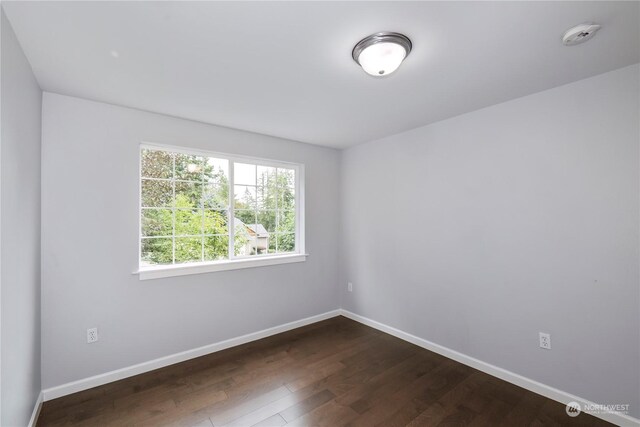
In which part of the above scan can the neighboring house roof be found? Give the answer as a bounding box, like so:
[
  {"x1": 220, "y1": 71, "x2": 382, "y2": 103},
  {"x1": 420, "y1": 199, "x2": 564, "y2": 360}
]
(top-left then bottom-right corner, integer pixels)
[
  {"x1": 234, "y1": 218, "x2": 269, "y2": 237},
  {"x1": 247, "y1": 224, "x2": 268, "y2": 237}
]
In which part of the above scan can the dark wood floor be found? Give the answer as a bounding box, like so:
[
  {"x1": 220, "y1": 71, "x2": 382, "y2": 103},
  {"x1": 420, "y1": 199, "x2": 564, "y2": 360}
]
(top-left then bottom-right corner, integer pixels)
[{"x1": 37, "y1": 316, "x2": 611, "y2": 426}]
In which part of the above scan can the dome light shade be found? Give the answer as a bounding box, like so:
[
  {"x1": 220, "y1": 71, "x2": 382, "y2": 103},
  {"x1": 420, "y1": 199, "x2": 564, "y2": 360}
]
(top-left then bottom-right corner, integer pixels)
[{"x1": 352, "y1": 32, "x2": 412, "y2": 77}]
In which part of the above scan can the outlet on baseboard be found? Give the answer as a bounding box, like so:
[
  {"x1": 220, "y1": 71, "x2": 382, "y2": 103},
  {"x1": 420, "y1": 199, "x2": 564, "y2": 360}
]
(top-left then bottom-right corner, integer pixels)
[
  {"x1": 87, "y1": 327, "x2": 98, "y2": 343},
  {"x1": 539, "y1": 332, "x2": 551, "y2": 350},
  {"x1": 348, "y1": 282, "x2": 353, "y2": 292}
]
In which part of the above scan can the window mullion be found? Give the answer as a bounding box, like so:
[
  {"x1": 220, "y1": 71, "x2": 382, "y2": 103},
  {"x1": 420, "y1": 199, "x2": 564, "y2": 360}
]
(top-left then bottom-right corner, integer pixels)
[
  {"x1": 253, "y1": 164, "x2": 258, "y2": 255},
  {"x1": 172, "y1": 154, "x2": 176, "y2": 264},
  {"x1": 275, "y1": 168, "x2": 279, "y2": 253},
  {"x1": 294, "y1": 166, "x2": 298, "y2": 253},
  {"x1": 229, "y1": 161, "x2": 235, "y2": 259},
  {"x1": 201, "y1": 162, "x2": 205, "y2": 262}
]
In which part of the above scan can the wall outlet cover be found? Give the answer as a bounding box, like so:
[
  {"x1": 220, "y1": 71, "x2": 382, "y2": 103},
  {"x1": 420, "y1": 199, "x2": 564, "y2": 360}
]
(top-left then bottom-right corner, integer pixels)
[
  {"x1": 539, "y1": 332, "x2": 551, "y2": 350},
  {"x1": 87, "y1": 327, "x2": 98, "y2": 343}
]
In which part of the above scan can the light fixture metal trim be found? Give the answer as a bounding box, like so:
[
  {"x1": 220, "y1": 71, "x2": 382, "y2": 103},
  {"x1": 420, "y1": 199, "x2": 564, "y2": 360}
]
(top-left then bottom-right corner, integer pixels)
[{"x1": 352, "y1": 32, "x2": 412, "y2": 65}]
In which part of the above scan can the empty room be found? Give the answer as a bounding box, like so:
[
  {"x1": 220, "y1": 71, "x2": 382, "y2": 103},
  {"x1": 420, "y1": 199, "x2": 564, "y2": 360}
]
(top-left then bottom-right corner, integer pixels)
[{"x1": 1, "y1": 1, "x2": 639, "y2": 426}]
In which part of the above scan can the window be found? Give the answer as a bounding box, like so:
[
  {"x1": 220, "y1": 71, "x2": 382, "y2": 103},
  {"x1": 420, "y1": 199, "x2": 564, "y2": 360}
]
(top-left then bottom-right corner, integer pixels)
[{"x1": 138, "y1": 144, "x2": 305, "y2": 279}]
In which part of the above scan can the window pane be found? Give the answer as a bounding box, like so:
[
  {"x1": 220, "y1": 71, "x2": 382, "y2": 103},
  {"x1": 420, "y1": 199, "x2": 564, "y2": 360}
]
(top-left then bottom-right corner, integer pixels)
[
  {"x1": 204, "y1": 235, "x2": 229, "y2": 261},
  {"x1": 257, "y1": 184, "x2": 278, "y2": 210},
  {"x1": 244, "y1": 222, "x2": 269, "y2": 256},
  {"x1": 268, "y1": 235, "x2": 277, "y2": 254},
  {"x1": 141, "y1": 237, "x2": 173, "y2": 265},
  {"x1": 204, "y1": 157, "x2": 228, "y2": 186},
  {"x1": 175, "y1": 153, "x2": 204, "y2": 181},
  {"x1": 141, "y1": 208, "x2": 172, "y2": 237},
  {"x1": 257, "y1": 210, "x2": 276, "y2": 232},
  {"x1": 175, "y1": 209, "x2": 203, "y2": 236},
  {"x1": 277, "y1": 210, "x2": 295, "y2": 233},
  {"x1": 234, "y1": 163, "x2": 256, "y2": 185},
  {"x1": 257, "y1": 166, "x2": 276, "y2": 187},
  {"x1": 256, "y1": 235, "x2": 269, "y2": 255},
  {"x1": 175, "y1": 237, "x2": 202, "y2": 263},
  {"x1": 277, "y1": 189, "x2": 295, "y2": 210},
  {"x1": 277, "y1": 169, "x2": 295, "y2": 210},
  {"x1": 276, "y1": 233, "x2": 295, "y2": 253},
  {"x1": 142, "y1": 179, "x2": 173, "y2": 207},
  {"x1": 278, "y1": 168, "x2": 295, "y2": 189},
  {"x1": 234, "y1": 224, "x2": 257, "y2": 256},
  {"x1": 203, "y1": 184, "x2": 228, "y2": 209},
  {"x1": 141, "y1": 149, "x2": 173, "y2": 179},
  {"x1": 175, "y1": 181, "x2": 203, "y2": 208},
  {"x1": 204, "y1": 210, "x2": 228, "y2": 235},
  {"x1": 234, "y1": 185, "x2": 256, "y2": 209},
  {"x1": 234, "y1": 210, "x2": 256, "y2": 227}
]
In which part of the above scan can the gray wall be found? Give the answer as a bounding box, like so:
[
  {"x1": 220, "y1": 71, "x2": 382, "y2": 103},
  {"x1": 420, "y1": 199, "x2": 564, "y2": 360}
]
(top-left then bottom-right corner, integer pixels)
[
  {"x1": 340, "y1": 64, "x2": 640, "y2": 417},
  {"x1": 40, "y1": 93, "x2": 340, "y2": 389},
  {"x1": 1, "y1": 8, "x2": 42, "y2": 427},
  {"x1": 23, "y1": 36, "x2": 640, "y2": 420}
]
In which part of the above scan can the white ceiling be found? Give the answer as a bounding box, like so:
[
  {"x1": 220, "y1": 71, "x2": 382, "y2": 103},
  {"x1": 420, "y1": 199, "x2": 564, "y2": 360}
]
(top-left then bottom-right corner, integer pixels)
[{"x1": 3, "y1": 1, "x2": 639, "y2": 149}]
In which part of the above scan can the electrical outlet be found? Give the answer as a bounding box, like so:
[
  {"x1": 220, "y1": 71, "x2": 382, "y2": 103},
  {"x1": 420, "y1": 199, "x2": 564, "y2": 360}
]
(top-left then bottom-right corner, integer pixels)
[
  {"x1": 87, "y1": 327, "x2": 98, "y2": 343},
  {"x1": 348, "y1": 282, "x2": 353, "y2": 292},
  {"x1": 539, "y1": 332, "x2": 551, "y2": 350}
]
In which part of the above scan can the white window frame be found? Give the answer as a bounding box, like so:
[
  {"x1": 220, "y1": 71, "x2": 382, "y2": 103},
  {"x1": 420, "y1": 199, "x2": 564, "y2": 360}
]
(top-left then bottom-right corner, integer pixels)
[{"x1": 135, "y1": 142, "x2": 306, "y2": 280}]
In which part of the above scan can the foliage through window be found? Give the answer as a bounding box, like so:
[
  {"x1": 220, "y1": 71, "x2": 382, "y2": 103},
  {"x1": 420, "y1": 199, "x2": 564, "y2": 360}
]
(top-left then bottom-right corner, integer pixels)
[{"x1": 140, "y1": 145, "x2": 300, "y2": 268}]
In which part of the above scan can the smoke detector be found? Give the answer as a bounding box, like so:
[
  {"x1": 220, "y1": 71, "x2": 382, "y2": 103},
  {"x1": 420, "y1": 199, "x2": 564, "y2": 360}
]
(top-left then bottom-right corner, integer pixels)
[{"x1": 562, "y1": 23, "x2": 601, "y2": 46}]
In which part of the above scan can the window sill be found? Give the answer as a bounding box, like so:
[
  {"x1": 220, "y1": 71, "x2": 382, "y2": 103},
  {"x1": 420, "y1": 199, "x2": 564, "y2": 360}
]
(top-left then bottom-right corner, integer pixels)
[{"x1": 134, "y1": 253, "x2": 308, "y2": 280}]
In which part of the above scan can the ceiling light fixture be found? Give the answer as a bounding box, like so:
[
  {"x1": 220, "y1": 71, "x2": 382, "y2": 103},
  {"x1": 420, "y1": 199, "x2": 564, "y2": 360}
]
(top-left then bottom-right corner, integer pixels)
[{"x1": 352, "y1": 32, "x2": 412, "y2": 77}]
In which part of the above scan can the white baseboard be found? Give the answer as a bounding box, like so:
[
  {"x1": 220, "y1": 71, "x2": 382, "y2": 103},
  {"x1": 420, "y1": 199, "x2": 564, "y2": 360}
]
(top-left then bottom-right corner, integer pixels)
[
  {"x1": 27, "y1": 391, "x2": 43, "y2": 427},
  {"x1": 42, "y1": 310, "x2": 341, "y2": 401},
  {"x1": 339, "y1": 309, "x2": 639, "y2": 427}
]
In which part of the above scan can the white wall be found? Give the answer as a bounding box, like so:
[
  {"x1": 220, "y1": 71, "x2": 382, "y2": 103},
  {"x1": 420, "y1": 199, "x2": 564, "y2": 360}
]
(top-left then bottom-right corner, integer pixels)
[
  {"x1": 41, "y1": 93, "x2": 340, "y2": 389},
  {"x1": 1, "y1": 8, "x2": 42, "y2": 427},
  {"x1": 340, "y1": 64, "x2": 640, "y2": 418}
]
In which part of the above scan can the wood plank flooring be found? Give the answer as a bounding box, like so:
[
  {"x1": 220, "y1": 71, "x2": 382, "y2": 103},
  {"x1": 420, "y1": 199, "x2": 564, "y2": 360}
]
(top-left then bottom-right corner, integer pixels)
[{"x1": 36, "y1": 316, "x2": 611, "y2": 426}]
